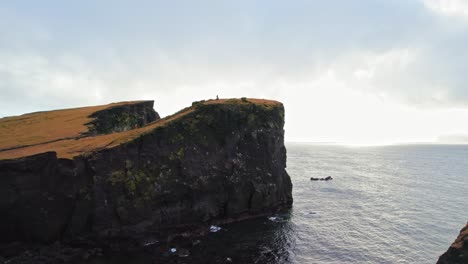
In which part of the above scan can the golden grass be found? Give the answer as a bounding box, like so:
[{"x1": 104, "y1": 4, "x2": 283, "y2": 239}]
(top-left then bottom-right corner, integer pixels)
[
  {"x1": 0, "y1": 98, "x2": 281, "y2": 160},
  {"x1": 0, "y1": 101, "x2": 148, "y2": 151}
]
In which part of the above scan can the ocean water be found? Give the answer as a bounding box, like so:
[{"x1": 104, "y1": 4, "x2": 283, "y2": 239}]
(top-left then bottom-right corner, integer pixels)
[
  {"x1": 86, "y1": 143, "x2": 468, "y2": 263},
  {"x1": 285, "y1": 143, "x2": 468, "y2": 263}
]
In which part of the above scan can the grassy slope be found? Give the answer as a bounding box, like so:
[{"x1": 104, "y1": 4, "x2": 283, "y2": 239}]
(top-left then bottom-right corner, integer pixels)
[
  {"x1": 0, "y1": 101, "x2": 149, "y2": 152},
  {"x1": 0, "y1": 99, "x2": 280, "y2": 160}
]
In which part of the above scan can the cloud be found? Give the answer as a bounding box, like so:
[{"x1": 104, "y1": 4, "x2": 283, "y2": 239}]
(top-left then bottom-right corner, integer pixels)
[
  {"x1": 287, "y1": 45, "x2": 468, "y2": 109},
  {"x1": 0, "y1": 52, "x2": 109, "y2": 116},
  {"x1": 423, "y1": 0, "x2": 468, "y2": 18}
]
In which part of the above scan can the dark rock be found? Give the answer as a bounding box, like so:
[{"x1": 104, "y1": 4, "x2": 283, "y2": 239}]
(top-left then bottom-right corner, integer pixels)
[
  {"x1": 0, "y1": 152, "x2": 93, "y2": 243},
  {"x1": 85, "y1": 101, "x2": 160, "y2": 135},
  {"x1": 90, "y1": 100, "x2": 293, "y2": 236},
  {"x1": 0, "y1": 98, "x2": 293, "y2": 245},
  {"x1": 177, "y1": 248, "x2": 190, "y2": 257},
  {"x1": 438, "y1": 223, "x2": 468, "y2": 264},
  {"x1": 310, "y1": 176, "x2": 333, "y2": 181}
]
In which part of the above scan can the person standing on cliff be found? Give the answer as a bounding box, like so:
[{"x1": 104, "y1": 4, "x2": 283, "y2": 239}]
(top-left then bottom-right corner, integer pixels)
[{"x1": 216, "y1": 95, "x2": 219, "y2": 100}]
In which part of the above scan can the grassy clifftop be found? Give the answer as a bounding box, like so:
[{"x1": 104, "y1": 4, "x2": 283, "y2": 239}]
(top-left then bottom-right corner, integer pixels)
[
  {"x1": 0, "y1": 98, "x2": 282, "y2": 160},
  {"x1": 0, "y1": 101, "x2": 152, "y2": 151}
]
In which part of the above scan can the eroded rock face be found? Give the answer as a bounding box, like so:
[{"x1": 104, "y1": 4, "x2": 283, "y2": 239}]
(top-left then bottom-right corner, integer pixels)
[
  {"x1": 438, "y1": 223, "x2": 468, "y2": 264},
  {"x1": 0, "y1": 99, "x2": 293, "y2": 243},
  {"x1": 85, "y1": 101, "x2": 160, "y2": 135},
  {"x1": 0, "y1": 152, "x2": 93, "y2": 242}
]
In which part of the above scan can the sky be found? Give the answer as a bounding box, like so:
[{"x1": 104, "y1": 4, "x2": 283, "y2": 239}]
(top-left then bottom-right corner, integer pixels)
[{"x1": 1, "y1": 0, "x2": 468, "y2": 144}]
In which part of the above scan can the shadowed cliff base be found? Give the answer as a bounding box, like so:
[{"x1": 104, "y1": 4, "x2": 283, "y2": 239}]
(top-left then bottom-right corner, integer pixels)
[{"x1": 0, "y1": 97, "x2": 293, "y2": 258}]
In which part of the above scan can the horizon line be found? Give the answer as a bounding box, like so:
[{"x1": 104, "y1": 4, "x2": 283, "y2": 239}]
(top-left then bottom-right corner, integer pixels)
[{"x1": 284, "y1": 141, "x2": 468, "y2": 146}]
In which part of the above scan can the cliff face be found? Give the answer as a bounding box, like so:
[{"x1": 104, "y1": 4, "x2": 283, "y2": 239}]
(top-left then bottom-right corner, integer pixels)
[
  {"x1": 0, "y1": 152, "x2": 93, "y2": 242},
  {"x1": 85, "y1": 101, "x2": 160, "y2": 135},
  {"x1": 438, "y1": 223, "x2": 468, "y2": 264},
  {"x1": 0, "y1": 99, "x2": 293, "y2": 243}
]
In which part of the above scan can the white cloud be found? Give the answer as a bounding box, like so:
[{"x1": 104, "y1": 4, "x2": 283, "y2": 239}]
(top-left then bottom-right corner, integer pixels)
[
  {"x1": 278, "y1": 47, "x2": 468, "y2": 144},
  {"x1": 311, "y1": 46, "x2": 468, "y2": 108},
  {"x1": 423, "y1": 0, "x2": 468, "y2": 18},
  {"x1": 281, "y1": 68, "x2": 468, "y2": 144},
  {"x1": 0, "y1": 52, "x2": 106, "y2": 110}
]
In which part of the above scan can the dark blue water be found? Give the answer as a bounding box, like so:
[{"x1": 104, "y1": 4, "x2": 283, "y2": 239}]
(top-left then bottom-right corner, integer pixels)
[{"x1": 84, "y1": 144, "x2": 468, "y2": 263}]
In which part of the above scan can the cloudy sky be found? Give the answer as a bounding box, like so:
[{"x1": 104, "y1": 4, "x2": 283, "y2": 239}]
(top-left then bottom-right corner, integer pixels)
[{"x1": 1, "y1": 0, "x2": 468, "y2": 144}]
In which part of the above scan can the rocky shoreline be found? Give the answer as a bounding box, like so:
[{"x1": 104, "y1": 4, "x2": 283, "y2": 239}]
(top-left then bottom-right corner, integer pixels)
[{"x1": 1, "y1": 209, "x2": 292, "y2": 264}]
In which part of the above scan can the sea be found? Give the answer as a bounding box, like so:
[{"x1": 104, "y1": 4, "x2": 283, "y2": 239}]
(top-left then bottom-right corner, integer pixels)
[{"x1": 88, "y1": 143, "x2": 468, "y2": 263}]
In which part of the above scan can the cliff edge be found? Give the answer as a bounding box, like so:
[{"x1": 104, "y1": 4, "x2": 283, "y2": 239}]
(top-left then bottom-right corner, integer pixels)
[
  {"x1": 0, "y1": 98, "x2": 293, "y2": 243},
  {"x1": 438, "y1": 223, "x2": 468, "y2": 264}
]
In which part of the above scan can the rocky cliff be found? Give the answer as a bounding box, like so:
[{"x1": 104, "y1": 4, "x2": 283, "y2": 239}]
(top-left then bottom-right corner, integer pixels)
[
  {"x1": 0, "y1": 98, "x2": 293, "y2": 244},
  {"x1": 85, "y1": 101, "x2": 159, "y2": 135},
  {"x1": 437, "y1": 223, "x2": 468, "y2": 264}
]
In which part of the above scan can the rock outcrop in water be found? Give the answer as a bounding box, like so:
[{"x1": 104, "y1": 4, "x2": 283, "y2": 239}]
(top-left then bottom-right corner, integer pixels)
[
  {"x1": 0, "y1": 98, "x2": 293, "y2": 244},
  {"x1": 437, "y1": 223, "x2": 468, "y2": 264},
  {"x1": 310, "y1": 176, "x2": 333, "y2": 181}
]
